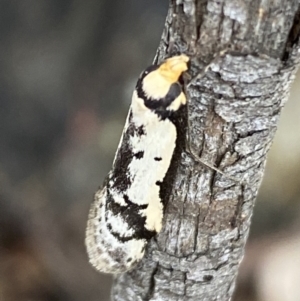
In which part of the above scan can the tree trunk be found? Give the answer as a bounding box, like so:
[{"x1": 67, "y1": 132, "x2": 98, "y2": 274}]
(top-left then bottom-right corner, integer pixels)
[{"x1": 111, "y1": 0, "x2": 300, "y2": 300}]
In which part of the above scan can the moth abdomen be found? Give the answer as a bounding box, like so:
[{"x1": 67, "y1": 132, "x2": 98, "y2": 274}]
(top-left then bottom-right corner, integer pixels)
[{"x1": 86, "y1": 188, "x2": 148, "y2": 273}]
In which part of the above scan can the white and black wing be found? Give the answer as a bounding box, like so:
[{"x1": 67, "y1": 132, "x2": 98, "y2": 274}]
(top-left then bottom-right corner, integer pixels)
[{"x1": 85, "y1": 55, "x2": 189, "y2": 274}]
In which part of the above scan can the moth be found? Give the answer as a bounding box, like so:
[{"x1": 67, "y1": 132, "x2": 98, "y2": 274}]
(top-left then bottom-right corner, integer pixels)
[{"x1": 85, "y1": 55, "x2": 190, "y2": 274}]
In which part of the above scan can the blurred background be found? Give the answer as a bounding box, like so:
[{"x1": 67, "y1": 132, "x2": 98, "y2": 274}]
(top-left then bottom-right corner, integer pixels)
[{"x1": 0, "y1": 1, "x2": 299, "y2": 301}]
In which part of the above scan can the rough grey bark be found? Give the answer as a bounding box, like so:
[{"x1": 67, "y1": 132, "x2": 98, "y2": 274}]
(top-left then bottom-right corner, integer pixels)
[{"x1": 112, "y1": 0, "x2": 300, "y2": 300}]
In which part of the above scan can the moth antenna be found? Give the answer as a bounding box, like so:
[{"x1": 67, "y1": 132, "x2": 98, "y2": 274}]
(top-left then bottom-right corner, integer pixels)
[
  {"x1": 187, "y1": 48, "x2": 230, "y2": 89},
  {"x1": 183, "y1": 50, "x2": 244, "y2": 185}
]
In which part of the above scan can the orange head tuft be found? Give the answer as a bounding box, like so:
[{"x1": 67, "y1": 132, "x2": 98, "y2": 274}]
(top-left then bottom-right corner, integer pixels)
[{"x1": 158, "y1": 55, "x2": 189, "y2": 83}]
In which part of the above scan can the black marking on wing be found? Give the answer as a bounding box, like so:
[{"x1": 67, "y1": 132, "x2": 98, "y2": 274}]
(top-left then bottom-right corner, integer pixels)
[
  {"x1": 106, "y1": 192, "x2": 156, "y2": 241},
  {"x1": 123, "y1": 194, "x2": 148, "y2": 210},
  {"x1": 134, "y1": 151, "x2": 144, "y2": 159},
  {"x1": 136, "y1": 125, "x2": 145, "y2": 136},
  {"x1": 164, "y1": 83, "x2": 182, "y2": 106},
  {"x1": 136, "y1": 82, "x2": 183, "y2": 120},
  {"x1": 159, "y1": 105, "x2": 187, "y2": 207},
  {"x1": 127, "y1": 110, "x2": 146, "y2": 137},
  {"x1": 154, "y1": 157, "x2": 162, "y2": 161},
  {"x1": 110, "y1": 143, "x2": 132, "y2": 192},
  {"x1": 110, "y1": 111, "x2": 146, "y2": 192}
]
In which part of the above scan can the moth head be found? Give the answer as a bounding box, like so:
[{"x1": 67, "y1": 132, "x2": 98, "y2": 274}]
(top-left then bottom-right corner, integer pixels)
[
  {"x1": 139, "y1": 54, "x2": 189, "y2": 100},
  {"x1": 133, "y1": 54, "x2": 190, "y2": 118},
  {"x1": 157, "y1": 54, "x2": 189, "y2": 83}
]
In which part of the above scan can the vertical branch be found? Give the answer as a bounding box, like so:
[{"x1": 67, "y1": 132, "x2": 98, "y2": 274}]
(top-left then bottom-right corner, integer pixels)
[{"x1": 112, "y1": 0, "x2": 300, "y2": 300}]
